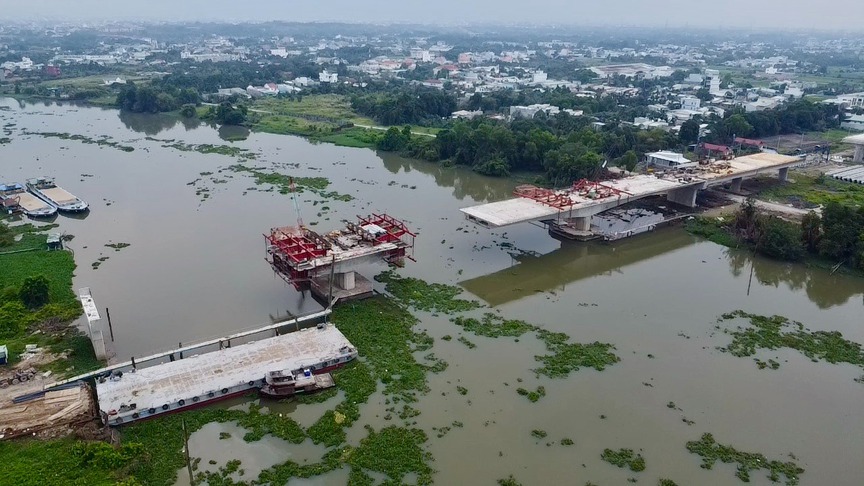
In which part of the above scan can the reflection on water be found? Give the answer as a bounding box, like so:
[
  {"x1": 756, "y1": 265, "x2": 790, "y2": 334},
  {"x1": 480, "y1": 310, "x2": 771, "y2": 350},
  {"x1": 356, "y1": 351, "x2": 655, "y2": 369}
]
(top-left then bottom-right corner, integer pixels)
[
  {"x1": 118, "y1": 110, "x2": 201, "y2": 136},
  {"x1": 462, "y1": 230, "x2": 694, "y2": 306},
  {"x1": 463, "y1": 229, "x2": 864, "y2": 309},
  {"x1": 378, "y1": 151, "x2": 515, "y2": 203},
  {"x1": 726, "y1": 249, "x2": 864, "y2": 309},
  {"x1": 218, "y1": 125, "x2": 250, "y2": 142}
]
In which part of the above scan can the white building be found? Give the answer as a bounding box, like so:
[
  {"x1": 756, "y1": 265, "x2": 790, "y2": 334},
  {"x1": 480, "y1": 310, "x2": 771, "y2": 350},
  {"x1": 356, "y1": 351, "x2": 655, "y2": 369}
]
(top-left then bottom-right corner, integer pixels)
[
  {"x1": 451, "y1": 110, "x2": 483, "y2": 119},
  {"x1": 532, "y1": 71, "x2": 548, "y2": 84},
  {"x1": 509, "y1": 104, "x2": 560, "y2": 119},
  {"x1": 681, "y1": 97, "x2": 701, "y2": 111},
  {"x1": 319, "y1": 70, "x2": 338, "y2": 83},
  {"x1": 835, "y1": 92, "x2": 864, "y2": 109},
  {"x1": 646, "y1": 151, "x2": 696, "y2": 169}
]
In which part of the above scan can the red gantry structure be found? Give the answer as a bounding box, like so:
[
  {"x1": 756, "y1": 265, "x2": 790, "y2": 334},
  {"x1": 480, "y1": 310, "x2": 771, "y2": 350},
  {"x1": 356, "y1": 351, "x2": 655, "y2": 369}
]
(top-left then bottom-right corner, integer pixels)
[{"x1": 265, "y1": 213, "x2": 416, "y2": 303}]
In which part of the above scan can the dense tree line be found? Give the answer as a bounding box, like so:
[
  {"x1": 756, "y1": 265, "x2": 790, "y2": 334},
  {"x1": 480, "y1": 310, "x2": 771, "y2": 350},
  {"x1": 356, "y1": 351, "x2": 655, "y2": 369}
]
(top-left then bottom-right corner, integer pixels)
[
  {"x1": 116, "y1": 83, "x2": 200, "y2": 113},
  {"x1": 707, "y1": 100, "x2": 842, "y2": 143},
  {"x1": 351, "y1": 88, "x2": 457, "y2": 125},
  {"x1": 729, "y1": 199, "x2": 864, "y2": 270},
  {"x1": 378, "y1": 113, "x2": 676, "y2": 182}
]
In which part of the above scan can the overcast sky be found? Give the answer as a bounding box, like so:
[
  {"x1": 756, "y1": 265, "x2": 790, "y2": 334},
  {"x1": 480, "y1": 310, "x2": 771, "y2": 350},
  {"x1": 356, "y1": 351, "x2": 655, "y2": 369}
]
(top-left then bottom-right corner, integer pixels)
[{"x1": 2, "y1": 0, "x2": 863, "y2": 30}]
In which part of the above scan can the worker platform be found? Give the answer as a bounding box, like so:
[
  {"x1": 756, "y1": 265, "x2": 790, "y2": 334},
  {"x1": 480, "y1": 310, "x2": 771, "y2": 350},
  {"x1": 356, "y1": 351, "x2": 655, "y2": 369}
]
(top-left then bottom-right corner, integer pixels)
[
  {"x1": 461, "y1": 153, "x2": 800, "y2": 230},
  {"x1": 265, "y1": 213, "x2": 415, "y2": 302}
]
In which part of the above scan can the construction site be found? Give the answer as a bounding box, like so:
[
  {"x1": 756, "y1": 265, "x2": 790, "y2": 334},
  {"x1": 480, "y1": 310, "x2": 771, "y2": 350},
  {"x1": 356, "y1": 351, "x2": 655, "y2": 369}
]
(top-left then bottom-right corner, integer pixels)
[
  {"x1": 462, "y1": 152, "x2": 801, "y2": 240},
  {"x1": 265, "y1": 213, "x2": 416, "y2": 304}
]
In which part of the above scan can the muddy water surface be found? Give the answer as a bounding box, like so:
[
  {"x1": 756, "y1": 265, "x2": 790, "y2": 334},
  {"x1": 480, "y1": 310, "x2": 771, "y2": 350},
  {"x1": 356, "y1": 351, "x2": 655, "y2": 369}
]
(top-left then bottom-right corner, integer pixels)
[{"x1": 2, "y1": 98, "x2": 863, "y2": 485}]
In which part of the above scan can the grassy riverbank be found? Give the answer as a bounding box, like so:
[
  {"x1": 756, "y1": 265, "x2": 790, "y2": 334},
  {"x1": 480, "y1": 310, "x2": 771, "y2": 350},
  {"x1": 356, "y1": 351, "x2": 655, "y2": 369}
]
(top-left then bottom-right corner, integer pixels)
[{"x1": 0, "y1": 221, "x2": 97, "y2": 373}]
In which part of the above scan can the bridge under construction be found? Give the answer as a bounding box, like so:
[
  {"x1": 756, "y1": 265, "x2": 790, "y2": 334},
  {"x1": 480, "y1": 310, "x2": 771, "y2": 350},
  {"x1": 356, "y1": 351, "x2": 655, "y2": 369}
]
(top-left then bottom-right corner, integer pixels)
[{"x1": 461, "y1": 152, "x2": 800, "y2": 239}]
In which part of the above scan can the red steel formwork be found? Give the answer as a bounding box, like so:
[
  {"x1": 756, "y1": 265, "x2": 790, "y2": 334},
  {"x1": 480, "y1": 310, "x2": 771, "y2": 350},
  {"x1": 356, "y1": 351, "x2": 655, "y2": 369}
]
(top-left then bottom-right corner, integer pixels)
[
  {"x1": 513, "y1": 185, "x2": 574, "y2": 210},
  {"x1": 570, "y1": 179, "x2": 629, "y2": 199},
  {"x1": 265, "y1": 214, "x2": 416, "y2": 288}
]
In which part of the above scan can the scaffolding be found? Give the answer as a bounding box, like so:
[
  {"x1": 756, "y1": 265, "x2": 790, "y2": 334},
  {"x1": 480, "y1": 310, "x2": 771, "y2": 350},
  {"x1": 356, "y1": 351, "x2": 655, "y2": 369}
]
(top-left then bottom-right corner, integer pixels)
[{"x1": 265, "y1": 214, "x2": 415, "y2": 289}]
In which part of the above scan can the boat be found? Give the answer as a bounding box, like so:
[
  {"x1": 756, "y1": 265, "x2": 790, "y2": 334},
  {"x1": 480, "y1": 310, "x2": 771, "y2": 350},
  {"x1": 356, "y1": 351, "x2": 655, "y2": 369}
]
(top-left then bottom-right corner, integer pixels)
[
  {"x1": 259, "y1": 369, "x2": 336, "y2": 399},
  {"x1": 26, "y1": 176, "x2": 88, "y2": 213},
  {"x1": 0, "y1": 182, "x2": 57, "y2": 218}
]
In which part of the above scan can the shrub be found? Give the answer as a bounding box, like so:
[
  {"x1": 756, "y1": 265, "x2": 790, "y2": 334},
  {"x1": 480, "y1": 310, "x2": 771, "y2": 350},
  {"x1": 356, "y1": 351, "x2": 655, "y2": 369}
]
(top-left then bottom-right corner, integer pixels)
[{"x1": 19, "y1": 275, "x2": 50, "y2": 309}]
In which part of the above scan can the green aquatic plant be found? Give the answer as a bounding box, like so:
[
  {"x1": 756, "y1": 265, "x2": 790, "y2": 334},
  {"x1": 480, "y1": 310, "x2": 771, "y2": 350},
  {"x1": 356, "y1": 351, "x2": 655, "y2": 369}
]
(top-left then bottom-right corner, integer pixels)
[
  {"x1": 718, "y1": 311, "x2": 864, "y2": 373},
  {"x1": 375, "y1": 270, "x2": 482, "y2": 314},
  {"x1": 601, "y1": 448, "x2": 646, "y2": 472},
  {"x1": 686, "y1": 433, "x2": 804, "y2": 485},
  {"x1": 452, "y1": 313, "x2": 534, "y2": 338}
]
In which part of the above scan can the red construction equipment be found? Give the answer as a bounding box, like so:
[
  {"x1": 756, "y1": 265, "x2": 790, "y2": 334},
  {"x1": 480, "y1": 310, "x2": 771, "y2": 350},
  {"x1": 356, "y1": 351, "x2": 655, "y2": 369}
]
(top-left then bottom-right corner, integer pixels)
[
  {"x1": 571, "y1": 179, "x2": 629, "y2": 199},
  {"x1": 264, "y1": 213, "x2": 415, "y2": 289},
  {"x1": 513, "y1": 185, "x2": 574, "y2": 209}
]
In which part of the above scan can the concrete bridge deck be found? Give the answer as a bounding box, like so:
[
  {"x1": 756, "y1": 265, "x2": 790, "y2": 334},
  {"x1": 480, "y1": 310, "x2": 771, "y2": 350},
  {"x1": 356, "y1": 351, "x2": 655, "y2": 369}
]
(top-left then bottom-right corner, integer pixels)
[{"x1": 461, "y1": 153, "x2": 800, "y2": 229}]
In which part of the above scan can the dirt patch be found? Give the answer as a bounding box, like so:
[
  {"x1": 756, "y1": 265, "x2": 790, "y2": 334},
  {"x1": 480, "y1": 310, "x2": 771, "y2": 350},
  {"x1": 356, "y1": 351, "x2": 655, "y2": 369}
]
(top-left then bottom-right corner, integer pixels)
[{"x1": 0, "y1": 348, "x2": 98, "y2": 441}]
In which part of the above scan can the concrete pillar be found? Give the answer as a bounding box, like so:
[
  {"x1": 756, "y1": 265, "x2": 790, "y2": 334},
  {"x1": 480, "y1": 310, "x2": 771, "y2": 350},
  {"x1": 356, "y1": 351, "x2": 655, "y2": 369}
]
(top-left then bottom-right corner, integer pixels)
[
  {"x1": 778, "y1": 167, "x2": 789, "y2": 182},
  {"x1": 729, "y1": 177, "x2": 743, "y2": 193},
  {"x1": 571, "y1": 216, "x2": 592, "y2": 232},
  {"x1": 335, "y1": 271, "x2": 356, "y2": 290},
  {"x1": 666, "y1": 186, "x2": 699, "y2": 208},
  {"x1": 854, "y1": 145, "x2": 864, "y2": 163}
]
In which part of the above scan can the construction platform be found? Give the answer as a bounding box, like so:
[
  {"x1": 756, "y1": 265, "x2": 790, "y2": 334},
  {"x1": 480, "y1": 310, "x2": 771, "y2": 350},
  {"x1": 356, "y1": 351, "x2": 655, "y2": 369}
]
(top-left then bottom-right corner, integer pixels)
[
  {"x1": 95, "y1": 323, "x2": 357, "y2": 425},
  {"x1": 265, "y1": 213, "x2": 415, "y2": 294},
  {"x1": 461, "y1": 152, "x2": 800, "y2": 229}
]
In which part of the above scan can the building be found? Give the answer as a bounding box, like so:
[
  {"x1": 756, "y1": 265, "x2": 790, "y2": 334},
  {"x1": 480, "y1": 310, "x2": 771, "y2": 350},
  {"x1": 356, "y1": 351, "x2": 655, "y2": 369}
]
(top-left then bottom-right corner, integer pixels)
[
  {"x1": 319, "y1": 70, "x2": 338, "y2": 83},
  {"x1": 681, "y1": 97, "x2": 701, "y2": 111},
  {"x1": 835, "y1": 92, "x2": 864, "y2": 109},
  {"x1": 841, "y1": 113, "x2": 864, "y2": 132},
  {"x1": 0, "y1": 344, "x2": 7, "y2": 365},
  {"x1": 451, "y1": 110, "x2": 483, "y2": 119},
  {"x1": 509, "y1": 104, "x2": 560, "y2": 119},
  {"x1": 646, "y1": 151, "x2": 696, "y2": 169}
]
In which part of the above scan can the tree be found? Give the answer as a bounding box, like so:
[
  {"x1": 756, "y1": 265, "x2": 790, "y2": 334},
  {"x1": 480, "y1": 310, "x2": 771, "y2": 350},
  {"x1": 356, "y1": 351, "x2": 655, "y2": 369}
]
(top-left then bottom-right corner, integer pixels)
[
  {"x1": 679, "y1": 119, "x2": 700, "y2": 145},
  {"x1": 758, "y1": 217, "x2": 805, "y2": 261},
  {"x1": 179, "y1": 104, "x2": 197, "y2": 118},
  {"x1": 819, "y1": 202, "x2": 864, "y2": 265},
  {"x1": 695, "y1": 88, "x2": 712, "y2": 102},
  {"x1": 19, "y1": 275, "x2": 50, "y2": 309},
  {"x1": 377, "y1": 127, "x2": 410, "y2": 152},
  {"x1": 616, "y1": 150, "x2": 639, "y2": 172},
  {"x1": 800, "y1": 211, "x2": 822, "y2": 253},
  {"x1": 0, "y1": 301, "x2": 28, "y2": 338}
]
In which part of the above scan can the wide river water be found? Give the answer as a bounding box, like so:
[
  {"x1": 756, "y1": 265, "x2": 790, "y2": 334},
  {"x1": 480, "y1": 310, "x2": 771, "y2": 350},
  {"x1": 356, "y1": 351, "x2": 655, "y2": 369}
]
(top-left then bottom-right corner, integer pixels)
[{"x1": 1, "y1": 98, "x2": 863, "y2": 486}]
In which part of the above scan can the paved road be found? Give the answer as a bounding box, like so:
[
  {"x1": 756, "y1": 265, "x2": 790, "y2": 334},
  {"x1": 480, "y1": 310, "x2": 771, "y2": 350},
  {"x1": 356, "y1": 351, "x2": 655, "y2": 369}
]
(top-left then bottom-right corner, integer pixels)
[{"x1": 724, "y1": 193, "x2": 817, "y2": 217}]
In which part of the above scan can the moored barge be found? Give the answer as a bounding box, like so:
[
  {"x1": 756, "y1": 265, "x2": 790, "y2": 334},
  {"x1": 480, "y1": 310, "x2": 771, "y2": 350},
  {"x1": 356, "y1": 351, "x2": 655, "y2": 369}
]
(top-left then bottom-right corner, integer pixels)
[
  {"x1": 0, "y1": 182, "x2": 57, "y2": 217},
  {"x1": 26, "y1": 176, "x2": 88, "y2": 213},
  {"x1": 95, "y1": 323, "x2": 357, "y2": 426}
]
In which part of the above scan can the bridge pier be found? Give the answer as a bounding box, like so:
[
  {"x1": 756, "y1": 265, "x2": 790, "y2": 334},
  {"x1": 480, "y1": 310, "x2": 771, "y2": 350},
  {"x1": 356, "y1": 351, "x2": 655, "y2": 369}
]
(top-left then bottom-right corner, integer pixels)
[
  {"x1": 854, "y1": 145, "x2": 864, "y2": 163},
  {"x1": 666, "y1": 186, "x2": 699, "y2": 208},
  {"x1": 335, "y1": 271, "x2": 356, "y2": 290},
  {"x1": 729, "y1": 177, "x2": 743, "y2": 193},
  {"x1": 778, "y1": 167, "x2": 789, "y2": 182},
  {"x1": 572, "y1": 216, "x2": 592, "y2": 232}
]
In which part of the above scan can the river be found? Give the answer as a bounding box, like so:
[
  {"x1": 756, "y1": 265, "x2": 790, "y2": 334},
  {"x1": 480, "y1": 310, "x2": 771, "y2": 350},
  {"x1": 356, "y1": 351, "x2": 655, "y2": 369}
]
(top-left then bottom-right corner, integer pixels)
[{"x1": 1, "y1": 98, "x2": 863, "y2": 485}]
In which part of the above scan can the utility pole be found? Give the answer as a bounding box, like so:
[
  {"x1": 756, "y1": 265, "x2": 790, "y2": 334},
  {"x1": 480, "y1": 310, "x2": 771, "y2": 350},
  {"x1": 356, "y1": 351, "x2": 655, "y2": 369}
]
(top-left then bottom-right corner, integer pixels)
[{"x1": 182, "y1": 418, "x2": 193, "y2": 484}]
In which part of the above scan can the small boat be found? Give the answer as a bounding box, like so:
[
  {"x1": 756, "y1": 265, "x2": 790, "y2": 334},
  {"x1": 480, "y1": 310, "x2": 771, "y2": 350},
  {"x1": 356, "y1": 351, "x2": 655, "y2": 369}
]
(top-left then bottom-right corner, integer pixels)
[
  {"x1": 0, "y1": 182, "x2": 57, "y2": 218},
  {"x1": 26, "y1": 176, "x2": 88, "y2": 213},
  {"x1": 259, "y1": 368, "x2": 336, "y2": 399}
]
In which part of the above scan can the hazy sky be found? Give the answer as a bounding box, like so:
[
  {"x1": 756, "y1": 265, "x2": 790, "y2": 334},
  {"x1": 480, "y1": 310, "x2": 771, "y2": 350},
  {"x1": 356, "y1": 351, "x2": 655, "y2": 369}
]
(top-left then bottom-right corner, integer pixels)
[{"x1": 2, "y1": 0, "x2": 863, "y2": 30}]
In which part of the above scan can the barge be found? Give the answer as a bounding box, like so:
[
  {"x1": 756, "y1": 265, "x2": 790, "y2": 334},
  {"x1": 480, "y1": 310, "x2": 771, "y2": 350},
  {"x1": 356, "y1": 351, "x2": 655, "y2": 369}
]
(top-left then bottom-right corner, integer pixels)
[
  {"x1": 26, "y1": 176, "x2": 88, "y2": 213},
  {"x1": 95, "y1": 323, "x2": 357, "y2": 426},
  {"x1": 0, "y1": 182, "x2": 57, "y2": 217}
]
